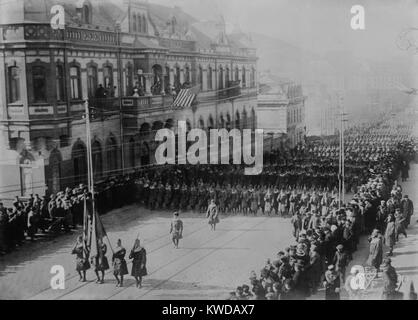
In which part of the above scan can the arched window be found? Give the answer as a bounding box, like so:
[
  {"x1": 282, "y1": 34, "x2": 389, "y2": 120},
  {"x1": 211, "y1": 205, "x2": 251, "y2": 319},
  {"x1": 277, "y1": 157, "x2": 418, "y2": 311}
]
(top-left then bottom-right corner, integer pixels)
[
  {"x1": 129, "y1": 137, "x2": 135, "y2": 169},
  {"x1": 132, "y1": 14, "x2": 137, "y2": 32},
  {"x1": 92, "y1": 140, "x2": 102, "y2": 179},
  {"x1": 139, "y1": 122, "x2": 151, "y2": 139},
  {"x1": 235, "y1": 110, "x2": 240, "y2": 129},
  {"x1": 225, "y1": 67, "x2": 230, "y2": 87},
  {"x1": 164, "y1": 66, "x2": 170, "y2": 94},
  {"x1": 56, "y1": 64, "x2": 65, "y2": 101},
  {"x1": 235, "y1": 67, "x2": 239, "y2": 82},
  {"x1": 142, "y1": 15, "x2": 147, "y2": 33},
  {"x1": 184, "y1": 65, "x2": 190, "y2": 84},
  {"x1": 198, "y1": 66, "x2": 203, "y2": 90},
  {"x1": 219, "y1": 114, "x2": 225, "y2": 128},
  {"x1": 106, "y1": 137, "x2": 118, "y2": 173},
  {"x1": 251, "y1": 67, "x2": 256, "y2": 87},
  {"x1": 207, "y1": 66, "x2": 213, "y2": 90},
  {"x1": 49, "y1": 149, "x2": 62, "y2": 194},
  {"x1": 8, "y1": 66, "x2": 20, "y2": 103},
  {"x1": 175, "y1": 66, "x2": 181, "y2": 89},
  {"x1": 218, "y1": 67, "x2": 224, "y2": 90},
  {"x1": 32, "y1": 66, "x2": 47, "y2": 102},
  {"x1": 242, "y1": 109, "x2": 247, "y2": 128},
  {"x1": 208, "y1": 115, "x2": 214, "y2": 130},
  {"x1": 72, "y1": 142, "x2": 87, "y2": 185},
  {"x1": 69, "y1": 65, "x2": 81, "y2": 100},
  {"x1": 198, "y1": 117, "x2": 205, "y2": 129},
  {"x1": 125, "y1": 64, "x2": 133, "y2": 96},
  {"x1": 83, "y1": 5, "x2": 90, "y2": 24},
  {"x1": 87, "y1": 65, "x2": 98, "y2": 98},
  {"x1": 103, "y1": 65, "x2": 113, "y2": 89},
  {"x1": 242, "y1": 67, "x2": 246, "y2": 88},
  {"x1": 226, "y1": 113, "x2": 231, "y2": 130},
  {"x1": 137, "y1": 15, "x2": 142, "y2": 33}
]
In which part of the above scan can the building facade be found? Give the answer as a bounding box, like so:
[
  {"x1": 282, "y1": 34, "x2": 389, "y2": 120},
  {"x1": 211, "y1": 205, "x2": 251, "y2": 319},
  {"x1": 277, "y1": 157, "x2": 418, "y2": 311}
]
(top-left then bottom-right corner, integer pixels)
[
  {"x1": 0, "y1": 0, "x2": 258, "y2": 197},
  {"x1": 257, "y1": 77, "x2": 305, "y2": 152}
]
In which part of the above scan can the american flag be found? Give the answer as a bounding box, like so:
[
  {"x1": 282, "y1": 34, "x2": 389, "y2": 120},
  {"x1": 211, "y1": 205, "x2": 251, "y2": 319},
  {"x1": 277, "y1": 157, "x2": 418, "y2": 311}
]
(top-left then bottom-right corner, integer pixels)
[{"x1": 172, "y1": 85, "x2": 200, "y2": 109}]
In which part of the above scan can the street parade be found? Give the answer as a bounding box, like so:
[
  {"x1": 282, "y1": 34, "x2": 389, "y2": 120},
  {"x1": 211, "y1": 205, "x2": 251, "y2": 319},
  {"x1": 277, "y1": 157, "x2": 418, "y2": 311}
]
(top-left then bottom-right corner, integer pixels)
[
  {"x1": 1, "y1": 0, "x2": 418, "y2": 306},
  {"x1": 0, "y1": 107, "x2": 417, "y2": 300}
]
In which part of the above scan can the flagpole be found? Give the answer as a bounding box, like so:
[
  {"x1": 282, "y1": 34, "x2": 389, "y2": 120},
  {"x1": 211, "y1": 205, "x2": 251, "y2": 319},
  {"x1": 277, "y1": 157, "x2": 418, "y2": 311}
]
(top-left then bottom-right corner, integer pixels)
[{"x1": 85, "y1": 100, "x2": 96, "y2": 250}]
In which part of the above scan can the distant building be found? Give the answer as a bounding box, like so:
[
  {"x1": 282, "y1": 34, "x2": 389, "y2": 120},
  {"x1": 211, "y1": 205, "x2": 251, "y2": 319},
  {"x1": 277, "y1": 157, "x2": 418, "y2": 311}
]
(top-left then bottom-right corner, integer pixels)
[
  {"x1": 257, "y1": 74, "x2": 306, "y2": 150},
  {"x1": 0, "y1": 0, "x2": 258, "y2": 197}
]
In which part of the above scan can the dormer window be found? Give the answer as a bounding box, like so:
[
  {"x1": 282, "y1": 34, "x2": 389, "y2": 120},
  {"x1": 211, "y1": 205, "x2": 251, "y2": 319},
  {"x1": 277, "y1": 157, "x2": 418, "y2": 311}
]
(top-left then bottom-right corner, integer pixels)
[
  {"x1": 76, "y1": 1, "x2": 92, "y2": 25},
  {"x1": 83, "y1": 5, "x2": 90, "y2": 24}
]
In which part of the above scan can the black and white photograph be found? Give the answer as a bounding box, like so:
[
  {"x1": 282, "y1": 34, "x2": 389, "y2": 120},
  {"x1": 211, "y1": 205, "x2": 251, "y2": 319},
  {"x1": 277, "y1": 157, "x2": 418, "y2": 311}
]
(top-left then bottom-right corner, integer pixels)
[{"x1": 0, "y1": 0, "x2": 417, "y2": 305}]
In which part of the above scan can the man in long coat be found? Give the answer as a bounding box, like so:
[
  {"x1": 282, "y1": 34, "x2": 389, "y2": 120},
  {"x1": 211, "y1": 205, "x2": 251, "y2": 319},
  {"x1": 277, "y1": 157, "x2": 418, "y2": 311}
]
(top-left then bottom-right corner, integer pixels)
[
  {"x1": 367, "y1": 229, "x2": 383, "y2": 273},
  {"x1": 384, "y1": 214, "x2": 396, "y2": 256}
]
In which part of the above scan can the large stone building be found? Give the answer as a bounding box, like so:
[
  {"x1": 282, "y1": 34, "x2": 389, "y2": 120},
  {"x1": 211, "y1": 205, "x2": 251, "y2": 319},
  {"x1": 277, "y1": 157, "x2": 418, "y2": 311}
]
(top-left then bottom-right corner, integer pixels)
[{"x1": 0, "y1": 0, "x2": 258, "y2": 198}]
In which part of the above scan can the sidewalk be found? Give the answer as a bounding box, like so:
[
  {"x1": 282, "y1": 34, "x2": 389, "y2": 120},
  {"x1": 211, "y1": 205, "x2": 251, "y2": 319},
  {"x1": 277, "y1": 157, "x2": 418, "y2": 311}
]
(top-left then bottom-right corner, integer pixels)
[
  {"x1": 311, "y1": 165, "x2": 418, "y2": 300},
  {"x1": 342, "y1": 165, "x2": 418, "y2": 300}
]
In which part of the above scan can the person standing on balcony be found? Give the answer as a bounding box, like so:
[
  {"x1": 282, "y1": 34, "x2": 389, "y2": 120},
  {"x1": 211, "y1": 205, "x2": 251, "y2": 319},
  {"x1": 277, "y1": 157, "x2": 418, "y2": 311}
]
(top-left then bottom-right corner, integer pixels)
[{"x1": 95, "y1": 84, "x2": 106, "y2": 99}]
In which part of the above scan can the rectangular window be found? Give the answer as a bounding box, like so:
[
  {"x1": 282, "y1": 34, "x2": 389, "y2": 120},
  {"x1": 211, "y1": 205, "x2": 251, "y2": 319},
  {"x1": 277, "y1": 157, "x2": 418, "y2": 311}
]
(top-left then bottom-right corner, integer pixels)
[
  {"x1": 207, "y1": 68, "x2": 213, "y2": 90},
  {"x1": 70, "y1": 66, "x2": 81, "y2": 100},
  {"x1": 103, "y1": 66, "x2": 113, "y2": 89},
  {"x1": 32, "y1": 66, "x2": 47, "y2": 102},
  {"x1": 87, "y1": 66, "x2": 97, "y2": 98},
  {"x1": 56, "y1": 65, "x2": 65, "y2": 101},
  {"x1": 125, "y1": 66, "x2": 133, "y2": 96},
  {"x1": 8, "y1": 66, "x2": 20, "y2": 103}
]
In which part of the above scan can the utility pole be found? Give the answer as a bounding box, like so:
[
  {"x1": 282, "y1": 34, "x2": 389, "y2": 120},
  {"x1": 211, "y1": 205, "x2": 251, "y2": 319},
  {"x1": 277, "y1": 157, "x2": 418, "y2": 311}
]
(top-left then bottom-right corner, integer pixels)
[
  {"x1": 116, "y1": 23, "x2": 125, "y2": 175},
  {"x1": 338, "y1": 94, "x2": 348, "y2": 208}
]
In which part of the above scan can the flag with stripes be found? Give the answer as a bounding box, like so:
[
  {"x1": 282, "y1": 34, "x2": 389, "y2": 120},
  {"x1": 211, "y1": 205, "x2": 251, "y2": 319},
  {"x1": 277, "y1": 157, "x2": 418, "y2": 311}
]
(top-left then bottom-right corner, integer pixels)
[{"x1": 172, "y1": 85, "x2": 200, "y2": 109}]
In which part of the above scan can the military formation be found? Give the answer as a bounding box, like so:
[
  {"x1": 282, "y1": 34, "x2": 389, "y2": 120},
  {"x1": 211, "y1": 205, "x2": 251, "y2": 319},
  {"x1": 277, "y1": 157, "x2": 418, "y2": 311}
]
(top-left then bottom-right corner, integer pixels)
[{"x1": 227, "y1": 112, "x2": 417, "y2": 300}]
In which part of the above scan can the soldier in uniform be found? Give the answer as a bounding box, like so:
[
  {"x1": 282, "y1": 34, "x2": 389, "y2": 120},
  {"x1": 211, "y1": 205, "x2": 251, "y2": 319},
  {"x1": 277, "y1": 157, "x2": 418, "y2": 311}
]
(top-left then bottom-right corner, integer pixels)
[
  {"x1": 188, "y1": 184, "x2": 198, "y2": 211},
  {"x1": 170, "y1": 212, "x2": 183, "y2": 248},
  {"x1": 164, "y1": 183, "x2": 172, "y2": 210},
  {"x1": 206, "y1": 199, "x2": 220, "y2": 231},
  {"x1": 278, "y1": 189, "x2": 287, "y2": 217}
]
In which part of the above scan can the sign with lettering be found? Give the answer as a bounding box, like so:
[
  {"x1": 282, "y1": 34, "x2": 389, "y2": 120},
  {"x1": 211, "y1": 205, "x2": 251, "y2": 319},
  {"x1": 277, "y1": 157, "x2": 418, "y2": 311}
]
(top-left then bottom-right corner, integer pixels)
[
  {"x1": 8, "y1": 106, "x2": 24, "y2": 116},
  {"x1": 57, "y1": 105, "x2": 67, "y2": 113},
  {"x1": 29, "y1": 106, "x2": 54, "y2": 115}
]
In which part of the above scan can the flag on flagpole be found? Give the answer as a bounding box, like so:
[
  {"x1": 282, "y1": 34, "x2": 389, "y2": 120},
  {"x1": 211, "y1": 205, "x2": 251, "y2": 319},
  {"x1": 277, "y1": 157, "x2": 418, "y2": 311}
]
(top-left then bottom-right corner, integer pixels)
[
  {"x1": 172, "y1": 85, "x2": 200, "y2": 109},
  {"x1": 91, "y1": 209, "x2": 107, "y2": 261}
]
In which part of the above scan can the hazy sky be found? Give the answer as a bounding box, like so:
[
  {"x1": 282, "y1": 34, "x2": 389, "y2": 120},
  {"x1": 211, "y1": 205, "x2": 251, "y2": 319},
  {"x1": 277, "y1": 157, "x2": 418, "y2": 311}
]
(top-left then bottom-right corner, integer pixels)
[{"x1": 150, "y1": 0, "x2": 418, "y2": 61}]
